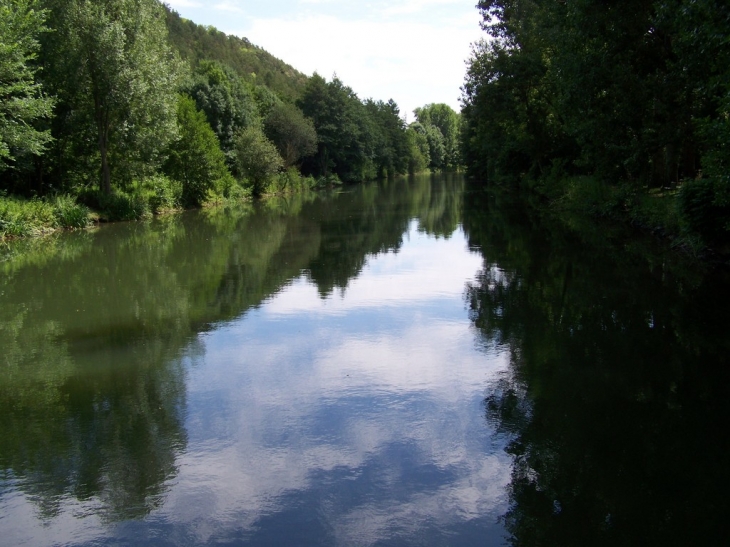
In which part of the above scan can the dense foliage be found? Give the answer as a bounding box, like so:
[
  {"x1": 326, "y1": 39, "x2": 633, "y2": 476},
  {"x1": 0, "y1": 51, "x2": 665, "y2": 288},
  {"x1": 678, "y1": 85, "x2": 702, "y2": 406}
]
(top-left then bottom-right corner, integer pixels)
[
  {"x1": 0, "y1": 0, "x2": 54, "y2": 171},
  {"x1": 461, "y1": 0, "x2": 730, "y2": 247},
  {"x1": 0, "y1": 0, "x2": 460, "y2": 237}
]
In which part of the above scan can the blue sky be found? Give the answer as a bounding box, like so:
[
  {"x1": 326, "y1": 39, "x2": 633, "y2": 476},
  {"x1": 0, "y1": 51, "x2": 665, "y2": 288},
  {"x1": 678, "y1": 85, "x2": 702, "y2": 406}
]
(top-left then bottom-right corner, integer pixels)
[{"x1": 165, "y1": 0, "x2": 484, "y2": 119}]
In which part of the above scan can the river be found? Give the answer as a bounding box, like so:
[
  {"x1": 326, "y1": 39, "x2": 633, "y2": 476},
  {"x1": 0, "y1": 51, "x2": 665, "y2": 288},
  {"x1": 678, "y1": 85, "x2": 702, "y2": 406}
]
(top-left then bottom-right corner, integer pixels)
[{"x1": 0, "y1": 174, "x2": 728, "y2": 546}]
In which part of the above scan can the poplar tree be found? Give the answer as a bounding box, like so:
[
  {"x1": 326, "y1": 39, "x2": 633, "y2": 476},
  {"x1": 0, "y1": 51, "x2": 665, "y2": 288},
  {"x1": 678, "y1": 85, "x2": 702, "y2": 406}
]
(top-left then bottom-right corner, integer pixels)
[{"x1": 50, "y1": 0, "x2": 183, "y2": 193}]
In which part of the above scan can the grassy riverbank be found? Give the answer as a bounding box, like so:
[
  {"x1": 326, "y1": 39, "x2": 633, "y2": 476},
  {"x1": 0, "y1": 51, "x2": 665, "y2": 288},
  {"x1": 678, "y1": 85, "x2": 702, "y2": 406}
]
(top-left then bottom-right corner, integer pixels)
[{"x1": 0, "y1": 169, "x2": 323, "y2": 241}]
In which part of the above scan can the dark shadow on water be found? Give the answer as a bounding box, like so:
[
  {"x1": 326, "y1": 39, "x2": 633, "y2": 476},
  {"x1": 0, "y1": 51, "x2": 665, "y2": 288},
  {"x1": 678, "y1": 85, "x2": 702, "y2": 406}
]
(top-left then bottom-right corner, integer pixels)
[{"x1": 463, "y1": 185, "x2": 730, "y2": 546}]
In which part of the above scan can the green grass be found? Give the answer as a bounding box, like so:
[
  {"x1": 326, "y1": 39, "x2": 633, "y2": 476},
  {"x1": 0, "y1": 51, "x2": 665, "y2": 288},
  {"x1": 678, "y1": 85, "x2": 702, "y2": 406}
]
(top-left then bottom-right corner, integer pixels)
[{"x1": 0, "y1": 194, "x2": 91, "y2": 239}]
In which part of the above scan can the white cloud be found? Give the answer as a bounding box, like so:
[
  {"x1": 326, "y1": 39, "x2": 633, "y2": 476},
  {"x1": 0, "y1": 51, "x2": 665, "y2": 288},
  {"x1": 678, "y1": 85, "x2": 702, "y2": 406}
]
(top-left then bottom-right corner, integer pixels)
[
  {"x1": 224, "y1": 10, "x2": 482, "y2": 116},
  {"x1": 166, "y1": 0, "x2": 202, "y2": 8},
  {"x1": 213, "y1": 1, "x2": 244, "y2": 13}
]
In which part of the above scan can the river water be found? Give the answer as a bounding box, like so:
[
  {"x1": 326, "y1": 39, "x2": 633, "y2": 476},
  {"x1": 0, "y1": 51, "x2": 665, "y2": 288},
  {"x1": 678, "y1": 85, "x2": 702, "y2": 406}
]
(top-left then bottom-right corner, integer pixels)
[{"x1": 0, "y1": 174, "x2": 728, "y2": 546}]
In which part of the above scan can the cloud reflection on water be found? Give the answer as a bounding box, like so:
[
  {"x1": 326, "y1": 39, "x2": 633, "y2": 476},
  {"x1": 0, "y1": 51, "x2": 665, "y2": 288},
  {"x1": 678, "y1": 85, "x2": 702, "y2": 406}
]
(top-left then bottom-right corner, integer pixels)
[{"x1": 159, "y1": 227, "x2": 510, "y2": 545}]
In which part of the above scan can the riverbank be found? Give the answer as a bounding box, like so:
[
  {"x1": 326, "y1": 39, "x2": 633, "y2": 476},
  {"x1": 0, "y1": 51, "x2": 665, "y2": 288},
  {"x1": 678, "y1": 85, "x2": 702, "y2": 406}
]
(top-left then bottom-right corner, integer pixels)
[
  {"x1": 0, "y1": 169, "x2": 329, "y2": 242},
  {"x1": 470, "y1": 176, "x2": 729, "y2": 267},
  {"x1": 532, "y1": 176, "x2": 729, "y2": 263}
]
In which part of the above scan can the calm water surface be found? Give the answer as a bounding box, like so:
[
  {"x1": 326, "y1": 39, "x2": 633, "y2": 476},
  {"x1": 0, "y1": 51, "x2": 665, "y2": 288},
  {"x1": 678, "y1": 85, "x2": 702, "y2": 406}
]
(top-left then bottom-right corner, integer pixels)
[{"x1": 1, "y1": 175, "x2": 728, "y2": 546}]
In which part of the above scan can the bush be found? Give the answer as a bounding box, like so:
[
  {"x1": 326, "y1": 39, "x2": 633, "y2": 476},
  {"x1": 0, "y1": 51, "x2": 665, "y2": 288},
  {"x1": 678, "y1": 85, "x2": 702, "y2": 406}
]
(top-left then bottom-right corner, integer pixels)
[
  {"x1": 130, "y1": 174, "x2": 182, "y2": 214},
  {"x1": 316, "y1": 173, "x2": 343, "y2": 188},
  {"x1": 261, "y1": 167, "x2": 317, "y2": 195},
  {"x1": 52, "y1": 195, "x2": 90, "y2": 229},
  {"x1": 93, "y1": 191, "x2": 151, "y2": 222}
]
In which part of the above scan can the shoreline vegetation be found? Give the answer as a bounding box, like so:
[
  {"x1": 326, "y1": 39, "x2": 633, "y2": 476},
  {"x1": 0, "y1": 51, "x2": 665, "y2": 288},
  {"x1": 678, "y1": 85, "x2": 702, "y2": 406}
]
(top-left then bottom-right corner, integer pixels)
[
  {"x1": 0, "y1": 0, "x2": 462, "y2": 241},
  {"x1": 461, "y1": 1, "x2": 730, "y2": 262}
]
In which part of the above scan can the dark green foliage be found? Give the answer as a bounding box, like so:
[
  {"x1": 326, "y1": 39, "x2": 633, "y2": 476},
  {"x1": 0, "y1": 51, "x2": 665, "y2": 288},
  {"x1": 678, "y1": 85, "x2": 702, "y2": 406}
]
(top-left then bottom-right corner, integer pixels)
[
  {"x1": 462, "y1": 0, "x2": 730, "y2": 245},
  {"x1": 164, "y1": 95, "x2": 233, "y2": 207},
  {"x1": 39, "y1": 0, "x2": 183, "y2": 194},
  {"x1": 264, "y1": 101, "x2": 318, "y2": 168},
  {"x1": 95, "y1": 191, "x2": 151, "y2": 222},
  {"x1": 406, "y1": 125, "x2": 430, "y2": 174},
  {"x1": 297, "y1": 73, "x2": 414, "y2": 183},
  {"x1": 185, "y1": 61, "x2": 260, "y2": 163},
  {"x1": 364, "y1": 99, "x2": 410, "y2": 178},
  {"x1": 678, "y1": 179, "x2": 730, "y2": 245},
  {"x1": 0, "y1": 0, "x2": 54, "y2": 173},
  {"x1": 233, "y1": 125, "x2": 284, "y2": 195}
]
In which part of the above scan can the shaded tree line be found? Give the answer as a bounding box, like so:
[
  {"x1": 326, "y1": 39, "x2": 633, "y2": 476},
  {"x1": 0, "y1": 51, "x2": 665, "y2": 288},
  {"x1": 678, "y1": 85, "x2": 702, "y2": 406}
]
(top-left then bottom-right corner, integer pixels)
[{"x1": 461, "y1": 0, "x2": 730, "y2": 247}]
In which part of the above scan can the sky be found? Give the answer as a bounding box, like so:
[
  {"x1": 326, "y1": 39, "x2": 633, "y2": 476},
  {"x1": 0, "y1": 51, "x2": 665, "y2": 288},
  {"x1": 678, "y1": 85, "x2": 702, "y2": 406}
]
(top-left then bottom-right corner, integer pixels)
[{"x1": 165, "y1": 0, "x2": 485, "y2": 120}]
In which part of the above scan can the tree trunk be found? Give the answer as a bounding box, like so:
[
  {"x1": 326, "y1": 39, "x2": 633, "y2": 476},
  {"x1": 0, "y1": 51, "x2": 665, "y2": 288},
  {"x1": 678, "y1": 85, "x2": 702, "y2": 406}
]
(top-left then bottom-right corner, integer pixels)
[{"x1": 98, "y1": 121, "x2": 111, "y2": 195}]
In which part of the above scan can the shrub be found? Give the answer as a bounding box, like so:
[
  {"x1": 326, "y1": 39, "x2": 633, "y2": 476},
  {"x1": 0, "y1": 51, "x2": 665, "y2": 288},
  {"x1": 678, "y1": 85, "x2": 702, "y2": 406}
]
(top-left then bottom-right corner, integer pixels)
[
  {"x1": 0, "y1": 196, "x2": 56, "y2": 238},
  {"x1": 52, "y1": 195, "x2": 90, "y2": 229},
  {"x1": 131, "y1": 174, "x2": 182, "y2": 214},
  {"x1": 97, "y1": 191, "x2": 151, "y2": 222}
]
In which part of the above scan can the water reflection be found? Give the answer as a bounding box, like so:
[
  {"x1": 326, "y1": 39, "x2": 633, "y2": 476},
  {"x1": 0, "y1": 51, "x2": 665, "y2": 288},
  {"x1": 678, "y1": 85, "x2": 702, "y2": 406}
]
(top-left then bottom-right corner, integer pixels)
[
  {"x1": 1, "y1": 174, "x2": 511, "y2": 545},
  {"x1": 463, "y1": 189, "x2": 730, "y2": 546}
]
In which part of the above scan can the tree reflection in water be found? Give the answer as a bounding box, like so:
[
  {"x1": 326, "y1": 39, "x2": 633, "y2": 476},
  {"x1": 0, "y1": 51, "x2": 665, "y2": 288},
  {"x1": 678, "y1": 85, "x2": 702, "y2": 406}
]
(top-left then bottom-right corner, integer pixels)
[
  {"x1": 0, "y1": 174, "x2": 466, "y2": 526},
  {"x1": 463, "y1": 188, "x2": 730, "y2": 546}
]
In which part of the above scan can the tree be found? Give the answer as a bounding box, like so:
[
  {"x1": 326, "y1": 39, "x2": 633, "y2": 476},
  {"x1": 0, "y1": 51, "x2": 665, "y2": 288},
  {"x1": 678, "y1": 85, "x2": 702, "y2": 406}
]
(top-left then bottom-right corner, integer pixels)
[
  {"x1": 233, "y1": 125, "x2": 283, "y2": 195},
  {"x1": 186, "y1": 60, "x2": 260, "y2": 164},
  {"x1": 50, "y1": 0, "x2": 184, "y2": 194},
  {"x1": 0, "y1": 0, "x2": 54, "y2": 172},
  {"x1": 364, "y1": 98, "x2": 410, "y2": 178},
  {"x1": 297, "y1": 73, "x2": 375, "y2": 182},
  {"x1": 414, "y1": 103, "x2": 461, "y2": 169},
  {"x1": 164, "y1": 95, "x2": 233, "y2": 207},
  {"x1": 406, "y1": 124, "x2": 430, "y2": 174},
  {"x1": 263, "y1": 102, "x2": 317, "y2": 168}
]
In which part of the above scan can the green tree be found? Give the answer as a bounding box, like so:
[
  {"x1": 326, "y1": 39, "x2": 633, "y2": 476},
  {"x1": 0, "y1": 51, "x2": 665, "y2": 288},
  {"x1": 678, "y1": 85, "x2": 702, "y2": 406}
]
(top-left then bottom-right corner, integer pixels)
[
  {"x1": 297, "y1": 73, "x2": 376, "y2": 182},
  {"x1": 364, "y1": 99, "x2": 409, "y2": 178},
  {"x1": 406, "y1": 124, "x2": 430, "y2": 174},
  {"x1": 414, "y1": 103, "x2": 461, "y2": 169},
  {"x1": 186, "y1": 60, "x2": 260, "y2": 164},
  {"x1": 50, "y1": 0, "x2": 184, "y2": 194},
  {"x1": 0, "y1": 0, "x2": 54, "y2": 173},
  {"x1": 164, "y1": 95, "x2": 234, "y2": 207},
  {"x1": 233, "y1": 125, "x2": 283, "y2": 195},
  {"x1": 263, "y1": 101, "x2": 317, "y2": 168}
]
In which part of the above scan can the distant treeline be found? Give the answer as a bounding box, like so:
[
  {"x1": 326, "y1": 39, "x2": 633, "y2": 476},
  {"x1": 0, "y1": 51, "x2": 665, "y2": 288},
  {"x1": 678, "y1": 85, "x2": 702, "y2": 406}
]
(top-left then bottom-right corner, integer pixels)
[
  {"x1": 461, "y1": 0, "x2": 730, "y2": 248},
  {"x1": 0, "y1": 0, "x2": 461, "y2": 235}
]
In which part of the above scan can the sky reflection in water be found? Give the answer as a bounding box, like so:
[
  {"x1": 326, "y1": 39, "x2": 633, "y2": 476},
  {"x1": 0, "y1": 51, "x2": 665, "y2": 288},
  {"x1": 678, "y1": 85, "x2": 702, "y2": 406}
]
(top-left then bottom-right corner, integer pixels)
[{"x1": 1, "y1": 213, "x2": 510, "y2": 546}]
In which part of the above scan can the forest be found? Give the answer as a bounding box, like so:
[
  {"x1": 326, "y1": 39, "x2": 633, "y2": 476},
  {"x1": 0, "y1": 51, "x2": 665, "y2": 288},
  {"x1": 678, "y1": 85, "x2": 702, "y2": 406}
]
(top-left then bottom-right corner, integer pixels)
[
  {"x1": 0, "y1": 0, "x2": 461, "y2": 238},
  {"x1": 461, "y1": 0, "x2": 730, "y2": 251}
]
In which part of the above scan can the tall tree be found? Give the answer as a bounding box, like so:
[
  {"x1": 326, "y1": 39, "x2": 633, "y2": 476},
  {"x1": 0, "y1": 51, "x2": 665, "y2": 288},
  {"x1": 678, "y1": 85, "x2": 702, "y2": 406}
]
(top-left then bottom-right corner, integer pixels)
[
  {"x1": 0, "y1": 0, "x2": 53, "y2": 173},
  {"x1": 164, "y1": 95, "x2": 233, "y2": 207},
  {"x1": 48, "y1": 0, "x2": 183, "y2": 194}
]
